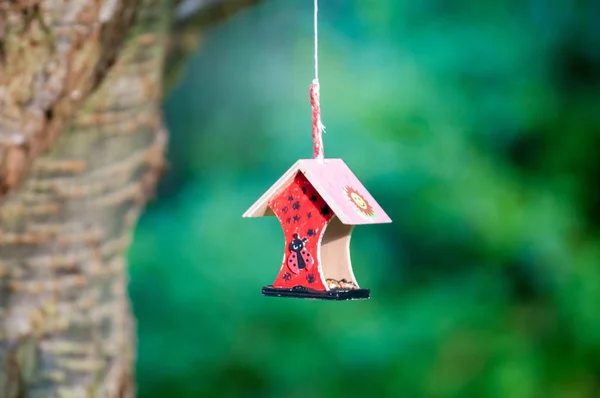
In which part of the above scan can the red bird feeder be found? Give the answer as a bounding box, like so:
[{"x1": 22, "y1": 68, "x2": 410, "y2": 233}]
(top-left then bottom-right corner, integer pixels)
[{"x1": 243, "y1": 159, "x2": 391, "y2": 300}]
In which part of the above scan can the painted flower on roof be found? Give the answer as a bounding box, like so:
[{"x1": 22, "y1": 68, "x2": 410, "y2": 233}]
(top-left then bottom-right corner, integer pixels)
[{"x1": 343, "y1": 186, "x2": 376, "y2": 219}]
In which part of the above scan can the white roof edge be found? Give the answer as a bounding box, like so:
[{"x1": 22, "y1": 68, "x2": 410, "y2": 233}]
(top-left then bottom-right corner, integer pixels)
[{"x1": 242, "y1": 160, "x2": 302, "y2": 218}]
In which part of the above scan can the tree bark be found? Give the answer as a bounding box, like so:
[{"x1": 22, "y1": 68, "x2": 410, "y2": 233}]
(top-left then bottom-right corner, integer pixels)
[
  {"x1": 0, "y1": 0, "x2": 256, "y2": 396},
  {"x1": 0, "y1": 1, "x2": 170, "y2": 396}
]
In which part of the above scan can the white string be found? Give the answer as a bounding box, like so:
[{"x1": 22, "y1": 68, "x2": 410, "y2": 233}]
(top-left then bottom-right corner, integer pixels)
[
  {"x1": 312, "y1": 0, "x2": 325, "y2": 135},
  {"x1": 314, "y1": 0, "x2": 319, "y2": 82},
  {"x1": 310, "y1": 0, "x2": 325, "y2": 162}
]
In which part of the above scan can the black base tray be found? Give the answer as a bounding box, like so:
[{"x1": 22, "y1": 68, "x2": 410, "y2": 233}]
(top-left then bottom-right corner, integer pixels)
[{"x1": 262, "y1": 286, "x2": 370, "y2": 301}]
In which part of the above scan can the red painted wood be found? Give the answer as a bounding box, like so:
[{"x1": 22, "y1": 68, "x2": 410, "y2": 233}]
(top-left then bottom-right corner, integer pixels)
[{"x1": 268, "y1": 172, "x2": 333, "y2": 290}]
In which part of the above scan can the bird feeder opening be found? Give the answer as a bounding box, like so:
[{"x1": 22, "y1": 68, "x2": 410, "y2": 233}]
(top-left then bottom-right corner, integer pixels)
[{"x1": 320, "y1": 215, "x2": 360, "y2": 290}]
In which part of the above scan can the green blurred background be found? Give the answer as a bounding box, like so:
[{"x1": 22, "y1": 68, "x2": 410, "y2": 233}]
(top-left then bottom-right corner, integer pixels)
[{"x1": 128, "y1": 0, "x2": 600, "y2": 396}]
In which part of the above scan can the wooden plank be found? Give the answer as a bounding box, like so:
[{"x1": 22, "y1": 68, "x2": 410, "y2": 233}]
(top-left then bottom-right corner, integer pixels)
[{"x1": 320, "y1": 216, "x2": 358, "y2": 288}]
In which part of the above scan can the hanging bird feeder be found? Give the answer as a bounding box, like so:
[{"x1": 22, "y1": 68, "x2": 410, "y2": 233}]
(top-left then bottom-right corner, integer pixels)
[
  {"x1": 243, "y1": 159, "x2": 391, "y2": 300},
  {"x1": 242, "y1": 0, "x2": 391, "y2": 300}
]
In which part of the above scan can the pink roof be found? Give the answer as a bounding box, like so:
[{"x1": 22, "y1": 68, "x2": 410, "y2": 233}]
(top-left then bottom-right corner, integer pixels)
[{"x1": 243, "y1": 159, "x2": 392, "y2": 225}]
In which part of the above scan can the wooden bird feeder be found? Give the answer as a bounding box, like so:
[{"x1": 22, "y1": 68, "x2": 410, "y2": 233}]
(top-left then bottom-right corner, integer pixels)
[{"x1": 243, "y1": 158, "x2": 392, "y2": 300}]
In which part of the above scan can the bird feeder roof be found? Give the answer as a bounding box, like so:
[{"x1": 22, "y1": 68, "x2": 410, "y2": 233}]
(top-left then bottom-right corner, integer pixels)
[{"x1": 243, "y1": 159, "x2": 392, "y2": 225}]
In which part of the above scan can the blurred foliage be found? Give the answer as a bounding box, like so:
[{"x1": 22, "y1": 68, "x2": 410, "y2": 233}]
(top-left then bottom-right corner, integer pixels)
[{"x1": 128, "y1": 0, "x2": 600, "y2": 396}]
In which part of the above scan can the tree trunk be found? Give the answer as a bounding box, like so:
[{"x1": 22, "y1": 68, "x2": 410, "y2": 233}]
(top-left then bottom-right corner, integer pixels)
[
  {"x1": 0, "y1": 0, "x2": 170, "y2": 396},
  {"x1": 0, "y1": 0, "x2": 255, "y2": 396}
]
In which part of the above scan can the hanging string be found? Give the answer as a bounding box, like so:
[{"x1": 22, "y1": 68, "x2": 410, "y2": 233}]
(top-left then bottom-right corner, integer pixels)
[
  {"x1": 310, "y1": 0, "x2": 325, "y2": 161},
  {"x1": 313, "y1": 0, "x2": 319, "y2": 81}
]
